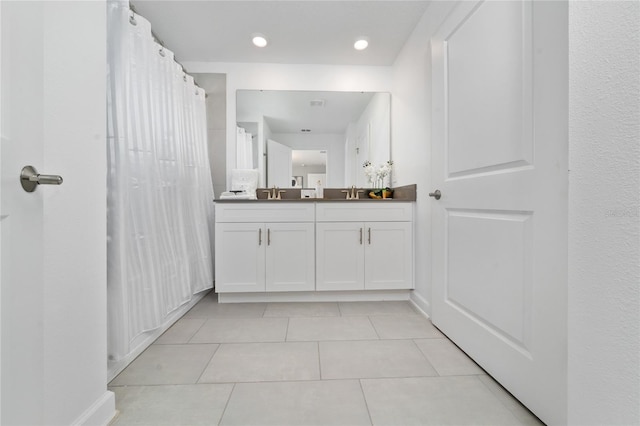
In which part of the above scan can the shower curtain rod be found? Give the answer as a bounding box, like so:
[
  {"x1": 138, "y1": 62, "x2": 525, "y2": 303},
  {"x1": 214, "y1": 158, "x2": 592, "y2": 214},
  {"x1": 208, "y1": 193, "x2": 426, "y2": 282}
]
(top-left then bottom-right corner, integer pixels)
[{"x1": 128, "y1": 4, "x2": 205, "y2": 94}]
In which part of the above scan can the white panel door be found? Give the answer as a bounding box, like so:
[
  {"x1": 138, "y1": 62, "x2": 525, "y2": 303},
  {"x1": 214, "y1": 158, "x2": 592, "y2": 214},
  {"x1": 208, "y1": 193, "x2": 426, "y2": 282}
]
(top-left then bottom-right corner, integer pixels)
[
  {"x1": 267, "y1": 139, "x2": 292, "y2": 188},
  {"x1": 316, "y1": 222, "x2": 365, "y2": 291},
  {"x1": 1, "y1": 1, "x2": 112, "y2": 424},
  {"x1": 266, "y1": 223, "x2": 315, "y2": 292},
  {"x1": 215, "y1": 223, "x2": 265, "y2": 292},
  {"x1": 431, "y1": 1, "x2": 568, "y2": 425},
  {"x1": 1, "y1": 4, "x2": 46, "y2": 422},
  {"x1": 364, "y1": 222, "x2": 412, "y2": 290}
]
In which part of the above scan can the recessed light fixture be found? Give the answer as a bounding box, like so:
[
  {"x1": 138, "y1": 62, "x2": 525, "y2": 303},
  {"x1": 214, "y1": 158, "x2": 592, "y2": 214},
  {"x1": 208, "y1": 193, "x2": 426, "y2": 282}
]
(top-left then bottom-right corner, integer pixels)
[
  {"x1": 252, "y1": 33, "x2": 268, "y2": 48},
  {"x1": 354, "y1": 37, "x2": 369, "y2": 51}
]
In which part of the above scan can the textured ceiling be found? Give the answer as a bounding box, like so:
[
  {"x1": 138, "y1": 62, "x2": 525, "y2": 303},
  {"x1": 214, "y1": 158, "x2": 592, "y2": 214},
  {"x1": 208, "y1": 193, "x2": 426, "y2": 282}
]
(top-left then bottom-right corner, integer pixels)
[{"x1": 130, "y1": 1, "x2": 430, "y2": 66}]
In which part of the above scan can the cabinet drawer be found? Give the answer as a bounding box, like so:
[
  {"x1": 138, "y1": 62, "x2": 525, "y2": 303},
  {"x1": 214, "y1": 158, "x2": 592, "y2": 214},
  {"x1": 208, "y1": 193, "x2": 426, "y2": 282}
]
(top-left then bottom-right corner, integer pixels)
[
  {"x1": 215, "y1": 202, "x2": 315, "y2": 223},
  {"x1": 316, "y1": 202, "x2": 413, "y2": 222}
]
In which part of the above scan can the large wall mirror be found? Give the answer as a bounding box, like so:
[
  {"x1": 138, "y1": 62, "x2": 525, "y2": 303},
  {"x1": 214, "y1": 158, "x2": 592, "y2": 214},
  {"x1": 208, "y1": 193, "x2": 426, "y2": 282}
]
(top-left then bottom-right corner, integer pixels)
[{"x1": 236, "y1": 90, "x2": 391, "y2": 188}]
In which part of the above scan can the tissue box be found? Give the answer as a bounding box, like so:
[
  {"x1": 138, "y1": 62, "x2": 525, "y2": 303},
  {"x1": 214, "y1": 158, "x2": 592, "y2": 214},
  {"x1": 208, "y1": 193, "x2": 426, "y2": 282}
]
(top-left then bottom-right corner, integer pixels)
[{"x1": 300, "y1": 189, "x2": 317, "y2": 199}]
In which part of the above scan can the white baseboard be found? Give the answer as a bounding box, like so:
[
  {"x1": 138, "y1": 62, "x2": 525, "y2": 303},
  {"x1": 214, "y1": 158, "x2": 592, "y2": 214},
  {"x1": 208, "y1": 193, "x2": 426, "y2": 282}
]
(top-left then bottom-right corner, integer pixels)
[
  {"x1": 218, "y1": 290, "x2": 411, "y2": 303},
  {"x1": 71, "y1": 390, "x2": 116, "y2": 426},
  {"x1": 107, "y1": 290, "x2": 209, "y2": 382},
  {"x1": 409, "y1": 290, "x2": 431, "y2": 319}
]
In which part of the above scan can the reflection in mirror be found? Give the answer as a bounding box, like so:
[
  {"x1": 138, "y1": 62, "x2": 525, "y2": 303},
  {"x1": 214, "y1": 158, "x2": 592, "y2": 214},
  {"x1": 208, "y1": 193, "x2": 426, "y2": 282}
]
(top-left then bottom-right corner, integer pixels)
[
  {"x1": 292, "y1": 150, "x2": 327, "y2": 189},
  {"x1": 236, "y1": 90, "x2": 390, "y2": 188}
]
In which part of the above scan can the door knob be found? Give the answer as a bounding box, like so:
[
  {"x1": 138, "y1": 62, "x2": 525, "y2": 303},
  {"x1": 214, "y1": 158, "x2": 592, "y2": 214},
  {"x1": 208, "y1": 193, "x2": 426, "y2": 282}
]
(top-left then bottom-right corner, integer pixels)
[
  {"x1": 428, "y1": 189, "x2": 441, "y2": 200},
  {"x1": 20, "y1": 165, "x2": 63, "y2": 193}
]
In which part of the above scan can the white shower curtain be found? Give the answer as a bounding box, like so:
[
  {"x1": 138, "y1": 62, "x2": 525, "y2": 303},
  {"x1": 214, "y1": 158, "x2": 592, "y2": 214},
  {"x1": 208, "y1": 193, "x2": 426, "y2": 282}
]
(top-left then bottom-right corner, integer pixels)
[
  {"x1": 106, "y1": 1, "x2": 214, "y2": 367},
  {"x1": 236, "y1": 126, "x2": 254, "y2": 169}
]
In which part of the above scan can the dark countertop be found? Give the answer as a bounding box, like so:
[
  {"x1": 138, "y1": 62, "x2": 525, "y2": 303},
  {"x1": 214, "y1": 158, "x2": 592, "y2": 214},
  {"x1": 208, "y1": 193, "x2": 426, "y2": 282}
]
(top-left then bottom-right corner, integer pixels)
[
  {"x1": 214, "y1": 198, "x2": 409, "y2": 203},
  {"x1": 215, "y1": 184, "x2": 417, "y2": 203}
]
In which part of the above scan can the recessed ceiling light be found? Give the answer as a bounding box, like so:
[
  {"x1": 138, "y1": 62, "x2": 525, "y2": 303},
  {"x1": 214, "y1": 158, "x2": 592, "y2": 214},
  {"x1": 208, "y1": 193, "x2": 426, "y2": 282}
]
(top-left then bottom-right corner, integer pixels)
[
  {"x1": 252, "y1": 33, "x2": 268, "y2": 48},
  {"x1": 354, "y1": 37, "x2": 369, "y2": 51}
]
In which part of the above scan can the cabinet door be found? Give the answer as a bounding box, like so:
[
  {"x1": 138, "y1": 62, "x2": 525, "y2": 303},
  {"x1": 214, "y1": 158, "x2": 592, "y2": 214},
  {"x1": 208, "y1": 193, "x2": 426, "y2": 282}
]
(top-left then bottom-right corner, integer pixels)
[
  {"x1": 364, "y1": 222, "x2": 413, "y2": 290},
  {"x1": 265, "y1": 223, "x2": 315, "y2": 292},
  {"x1": 316, "y1": 222, "x2": 365, "y2": 291},
  {"x1": 215, "y1": 223, "x2": 265, "y2": 293}
]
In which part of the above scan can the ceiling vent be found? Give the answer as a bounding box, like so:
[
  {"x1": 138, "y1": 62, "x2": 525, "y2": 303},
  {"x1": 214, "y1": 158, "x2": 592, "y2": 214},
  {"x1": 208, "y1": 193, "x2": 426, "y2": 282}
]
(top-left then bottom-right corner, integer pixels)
[{"x1": 309, "y1": 99, "x2": 325, "y2": 107}]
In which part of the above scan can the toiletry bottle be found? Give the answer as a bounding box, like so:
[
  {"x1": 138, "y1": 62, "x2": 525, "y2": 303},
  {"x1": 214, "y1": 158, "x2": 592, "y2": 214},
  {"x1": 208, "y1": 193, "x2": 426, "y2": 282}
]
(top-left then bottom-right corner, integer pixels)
[{"x1": 315, "y1": 180, "x2": 324, "y2": 199}]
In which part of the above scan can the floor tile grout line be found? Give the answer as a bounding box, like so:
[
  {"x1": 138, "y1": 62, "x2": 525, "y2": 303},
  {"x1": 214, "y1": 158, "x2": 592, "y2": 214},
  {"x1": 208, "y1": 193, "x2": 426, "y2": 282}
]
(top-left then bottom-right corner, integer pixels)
[
  {"x1": 284, "y1": 317, "x2": 291, "y2": 342},
  {"x1": 358, "y1": 379, "x2": 375, "y2": 426},
  {"x1": 109, "y1": 381, "x2": 249, "y2": 389},
  {"x1": 411, "y1": 338, "x2": 441, "y2": 377},
  {"x1": 180, "y1": 376, "x2": 449, "y2": 386},
  {"x1": 185, "y1": 318, "x2": 209, "y2": 344},
  {"x1": 289, "y1": 337, "x2": 420, "y2": 345},
  {"x1": 317, "y1": 341, "x2": 323, "y2": 380},
  {"x1": 110, "y1": 375, "x2": 464, "y2": 389},
  {"x1": 194, "y1": 343, "x2": 222, "y2": 384},
  {"x1": 217, "y1": 382, "x2": 237, "y2": 426},
  {"x1": 367, "y1": 315, "x2": 382, "y2": 340}
]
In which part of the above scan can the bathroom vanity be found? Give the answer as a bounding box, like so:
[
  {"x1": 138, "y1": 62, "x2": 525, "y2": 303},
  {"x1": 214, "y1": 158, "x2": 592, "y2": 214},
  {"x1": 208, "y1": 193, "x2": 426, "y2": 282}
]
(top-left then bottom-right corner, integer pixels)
[{"x1": 214, "y1": 186, "x2": 416, "y2": 303}]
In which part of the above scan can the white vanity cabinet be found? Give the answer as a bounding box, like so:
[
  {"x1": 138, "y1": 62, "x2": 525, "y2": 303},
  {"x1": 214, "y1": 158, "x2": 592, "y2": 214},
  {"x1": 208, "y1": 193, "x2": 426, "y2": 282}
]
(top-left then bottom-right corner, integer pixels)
[
  {"x1": 215, "y1": 203, "x2": 315, "y2": 293},
  {"x1": 215, "y1": 222, "x2": 265, "y2": 293},
  {"x1": 316, "y1": 203, "x2": 414, "y2": 291}
]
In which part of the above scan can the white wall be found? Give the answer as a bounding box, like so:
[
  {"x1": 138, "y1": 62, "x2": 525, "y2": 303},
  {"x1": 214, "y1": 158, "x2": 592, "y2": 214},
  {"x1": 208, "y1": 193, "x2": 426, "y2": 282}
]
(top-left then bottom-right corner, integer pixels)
[
  {"x1": 390, "y1": 1, "x2": 458, "y2": 314},
  {"x1": 183, "y1": 62, "x2": 393, "y2": 191},
  {"x1": 194, "y1": 73, "x2": 226, "y2": 198},
  {"x1": 272, "y1": 132, "x2": 344, "y2": 187},
  {"x1": 568, "y1": 1, "x2": 640, "y2": 424}
]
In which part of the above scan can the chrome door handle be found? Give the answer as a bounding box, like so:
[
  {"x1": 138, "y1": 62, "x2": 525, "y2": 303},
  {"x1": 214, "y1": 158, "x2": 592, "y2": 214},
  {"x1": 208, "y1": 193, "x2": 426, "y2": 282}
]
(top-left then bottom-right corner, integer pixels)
[
  {"x1": 359, "y1": 228, "x2": 363, "y2": 245},
  {"x1": 21, "y1": 165, "x2": 63, "y2": 193},
  {"x1": 428, "y1": 189, "x2": 441, "y2": 200}
]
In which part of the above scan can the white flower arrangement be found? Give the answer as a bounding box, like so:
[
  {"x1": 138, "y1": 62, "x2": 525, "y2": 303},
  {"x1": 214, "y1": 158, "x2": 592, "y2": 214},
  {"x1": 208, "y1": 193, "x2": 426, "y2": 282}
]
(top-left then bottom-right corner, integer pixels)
[{"x1": 363, "y1": 160, "x2": 393, "y2": 189}]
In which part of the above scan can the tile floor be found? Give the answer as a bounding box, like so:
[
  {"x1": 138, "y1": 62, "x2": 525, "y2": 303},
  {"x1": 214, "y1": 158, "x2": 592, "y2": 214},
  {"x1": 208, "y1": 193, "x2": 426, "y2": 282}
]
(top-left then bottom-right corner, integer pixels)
[{"x1": 109, "y1": 292, "x2": 543, "y2": 425}]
